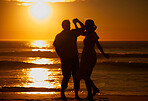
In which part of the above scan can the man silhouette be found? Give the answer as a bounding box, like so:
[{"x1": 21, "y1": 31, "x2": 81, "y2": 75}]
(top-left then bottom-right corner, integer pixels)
[{"x1": 53, "y1": 18, "x2": 84, "y2": 100}]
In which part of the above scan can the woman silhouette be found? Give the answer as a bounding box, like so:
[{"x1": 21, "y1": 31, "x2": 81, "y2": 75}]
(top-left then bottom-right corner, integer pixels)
[{"x1": 76, "y1": 19, "x2": 109, "y2": 101}]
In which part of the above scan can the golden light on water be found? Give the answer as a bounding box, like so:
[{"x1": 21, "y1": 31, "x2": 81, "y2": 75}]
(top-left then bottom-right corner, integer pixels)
[
  {"x1": 21, "y1": 40, "x2": 61, "y2": 93},
  {"x1": 30, "y1": 40, "x2": 55, "y2": 52},
  {"x1": 21, "y1": 92, "x2": 58, "y2": 94},
  {"x1": 28, "y1": 68, "x2": 51, "y2": 82},
  {"x1": 21, "y1": 57, "x2": 62, "y2": 94},
  {"x1": 28, "y1": 58, "x2": 53, "y2": 64},
  {"x1": 32, "y1": 49, "x2": 54, "y2": 52},
  {"x1": 25, "y1": 57, "x2": 60, "y2": 65},
  {"x1": 31, "y1": 40, "x2": 50, "y2": 48},
  {"x1": 19, "y1": 0, "x2": 73, "y2": 3},
  {"x1": 23, "y1": 68, "x2": 61, "y2": 89}
]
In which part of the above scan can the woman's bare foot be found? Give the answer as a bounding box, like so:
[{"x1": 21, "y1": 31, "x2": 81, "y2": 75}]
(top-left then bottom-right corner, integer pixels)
[
  {"x1": 93, "y1": 88, "x2": 100, "y2": 96},
  {"x1": 83, "y1": 96, "x2": 94, "y2": 101}
]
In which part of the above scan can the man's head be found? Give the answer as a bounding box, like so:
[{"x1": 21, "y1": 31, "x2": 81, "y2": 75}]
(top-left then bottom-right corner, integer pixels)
[{"x1": 62, "y1": 20, "x2": 70, "y2": 31}]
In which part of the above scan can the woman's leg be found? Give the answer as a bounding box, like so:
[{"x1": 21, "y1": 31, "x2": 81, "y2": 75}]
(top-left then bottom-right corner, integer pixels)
[
  {"x1": 84, "y1": 78, "x2": 93, "y2": 100},
  {"x1": 89, "y1": 79, "x2": 100, "y2": 96}
]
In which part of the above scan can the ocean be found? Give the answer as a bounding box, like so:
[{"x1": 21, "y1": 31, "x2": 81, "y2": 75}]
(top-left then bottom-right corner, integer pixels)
[{"x1": 0, "y1": 41, "x2": 148, "y2": 95}]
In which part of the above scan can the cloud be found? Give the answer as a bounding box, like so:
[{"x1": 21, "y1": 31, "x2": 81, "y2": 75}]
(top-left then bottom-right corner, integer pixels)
[{"x1": 0, "y1": 0, "x2": 76, "y2": 2}]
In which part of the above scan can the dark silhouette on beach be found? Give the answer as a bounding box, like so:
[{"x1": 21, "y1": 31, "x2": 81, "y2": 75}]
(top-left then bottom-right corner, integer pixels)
[
  {"x1": 75, "y1": 19, "x2": 109, "y2": 101},
  {"x1": 53, "y1": 18, "x2": 85, "y2": 100}
]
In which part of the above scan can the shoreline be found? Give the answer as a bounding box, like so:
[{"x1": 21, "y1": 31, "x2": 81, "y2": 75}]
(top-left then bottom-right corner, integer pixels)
[{"x1": 0, "y1": 92, "x2": 148, "y2": 101}]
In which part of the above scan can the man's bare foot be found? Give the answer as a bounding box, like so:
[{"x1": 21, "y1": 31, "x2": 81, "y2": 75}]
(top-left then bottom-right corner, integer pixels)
[
  {"x1": 61, "y1": 91, "x2": 67, "y2": 100},
  {"x1": 75, "y1": 96, "x2": 81, "y2": 100}
]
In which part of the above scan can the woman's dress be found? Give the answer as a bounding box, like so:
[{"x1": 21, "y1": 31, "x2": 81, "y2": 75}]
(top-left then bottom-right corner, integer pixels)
[{"x1": 76, "y1": 32, "x2": 99, "y2": 79}]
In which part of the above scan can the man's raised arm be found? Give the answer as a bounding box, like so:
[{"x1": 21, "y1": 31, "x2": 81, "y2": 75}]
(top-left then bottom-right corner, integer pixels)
[
  {"x1": 73, "y1": 18, "x2": 85, "y2": 30},
  {"x1": 73, "y1": 18, "x2": 85, "y2": 35}
]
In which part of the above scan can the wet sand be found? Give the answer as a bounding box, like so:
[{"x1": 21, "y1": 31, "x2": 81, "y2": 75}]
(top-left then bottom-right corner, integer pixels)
[{"x1": 0, "y1": 92, "x2": 148, "y2": 101}]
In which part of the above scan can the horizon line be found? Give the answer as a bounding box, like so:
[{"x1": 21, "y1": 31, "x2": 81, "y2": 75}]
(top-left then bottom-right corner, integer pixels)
[{"x1": 0, "y1": 39, "x2": 148, "y2": 42}]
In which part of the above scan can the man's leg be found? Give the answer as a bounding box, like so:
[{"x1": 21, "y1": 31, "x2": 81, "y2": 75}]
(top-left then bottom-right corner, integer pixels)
[
  {"x1": 61, "y1": 59, "x2": 71, "y2": 99},
  {"x1": 73, "y1": 77, "x2": 80, "y2": 99},
  {"x1": 61, "y1": 73, "x2": 71, "y2": 99},
  {"x1": 72, "y1": 71, "x2": 80, "y2": 98},
  {"x1": 72, "y1": 56, "x2": 80, "y2": 99}
]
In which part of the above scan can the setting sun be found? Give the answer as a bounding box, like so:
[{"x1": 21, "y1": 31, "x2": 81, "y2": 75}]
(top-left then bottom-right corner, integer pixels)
[{"x1": 30, "y1": 2, "x2": 50, "y2": 19}]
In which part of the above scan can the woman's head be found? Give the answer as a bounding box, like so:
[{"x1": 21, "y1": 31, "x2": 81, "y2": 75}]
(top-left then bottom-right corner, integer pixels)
[{"x1": 85, "y1": 19, "x2": 97, "y2": 31}]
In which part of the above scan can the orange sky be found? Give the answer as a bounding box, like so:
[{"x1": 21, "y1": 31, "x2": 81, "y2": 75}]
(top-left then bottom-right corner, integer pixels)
[{"x1": 0, "y1": 0, "x2": 148, "y2": 41}]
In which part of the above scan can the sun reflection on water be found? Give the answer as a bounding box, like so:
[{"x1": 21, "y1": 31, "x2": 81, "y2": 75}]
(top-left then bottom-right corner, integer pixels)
[
  {"x1": 20, "y1": 40, "x2": 62, "y2": 94},
  {"x1": 32, "y1": 49, "x2": 54, "y2": 52},
  {"x1": 30, "y1": 40, "x2": 54, "y2": 52},
  {"x1": 31, "y1": 40, "x2": 50, "y2": 48},
  {"x1": 28, "y1": 58, "x2": 53, "y2": 64},
  {"x1": 23, "y1": 68, "x2": 61, "y2": 89},
  {"x1": 24, "y1": 57, "x2": 60, "y2": 65},
  {"x1": 21, "y1": 92, "x2": 59, "y2": 94}
]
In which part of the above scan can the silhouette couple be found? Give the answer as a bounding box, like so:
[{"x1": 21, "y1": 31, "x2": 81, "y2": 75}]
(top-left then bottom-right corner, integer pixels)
[{"x1": 53, "y1": 18, "x2": 109, "y2": 101}]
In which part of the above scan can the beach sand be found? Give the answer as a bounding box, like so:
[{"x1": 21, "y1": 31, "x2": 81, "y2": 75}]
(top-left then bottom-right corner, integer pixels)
[{"x1": 0, "y1": 92, "x2": 148, "y2": 101}]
